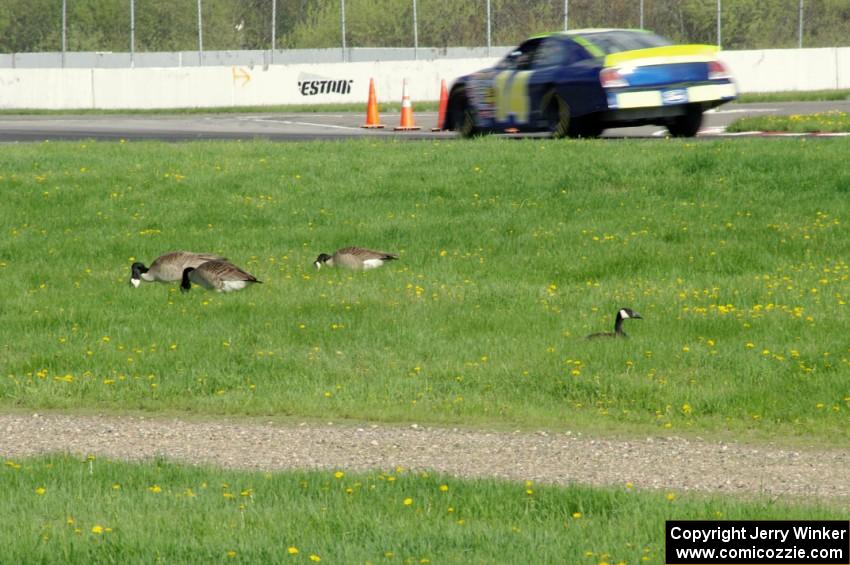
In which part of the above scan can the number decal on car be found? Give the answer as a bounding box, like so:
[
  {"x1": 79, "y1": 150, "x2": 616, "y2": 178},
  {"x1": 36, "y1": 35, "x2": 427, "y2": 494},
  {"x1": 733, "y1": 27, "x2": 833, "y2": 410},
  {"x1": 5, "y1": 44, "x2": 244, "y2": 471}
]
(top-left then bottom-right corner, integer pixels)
[{"x1": 494, "y1": 71, "x2": 533, "y2": 124}]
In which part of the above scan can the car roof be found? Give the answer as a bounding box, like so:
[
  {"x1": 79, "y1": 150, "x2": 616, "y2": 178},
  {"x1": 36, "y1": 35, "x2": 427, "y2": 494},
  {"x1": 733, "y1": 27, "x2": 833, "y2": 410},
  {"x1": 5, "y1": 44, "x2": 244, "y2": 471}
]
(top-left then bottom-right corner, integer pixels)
[{"x1": 529, "y1": 28, "x2": 652, "y2": 40}]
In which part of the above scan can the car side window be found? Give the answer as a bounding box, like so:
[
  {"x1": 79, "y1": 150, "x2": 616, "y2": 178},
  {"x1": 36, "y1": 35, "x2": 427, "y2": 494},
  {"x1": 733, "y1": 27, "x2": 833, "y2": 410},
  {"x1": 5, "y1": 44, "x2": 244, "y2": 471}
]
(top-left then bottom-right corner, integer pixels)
[
  {"x1": 533, "y1": 38, "x2": 565, "y2": 68},
  {"x1": 497, "y1": 50, "x2": 521, "y2": 70},
  {"x1": 499, "y1": 39, "x2": 543, "y2": 71},
  {"x1": 563, "y1": 41, "x2": 590, "y2": 64}
]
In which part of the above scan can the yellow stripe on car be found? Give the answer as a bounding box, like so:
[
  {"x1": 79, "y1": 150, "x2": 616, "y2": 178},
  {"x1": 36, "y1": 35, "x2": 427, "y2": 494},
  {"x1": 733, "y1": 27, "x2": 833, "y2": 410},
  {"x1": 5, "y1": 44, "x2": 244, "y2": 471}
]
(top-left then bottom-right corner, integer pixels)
[
  {"x1": 604, "y1": 44, "x2": 718, "y2": 67},
  {"x1": 494, "y1": 70, "x2": 533, "y2": 123}
]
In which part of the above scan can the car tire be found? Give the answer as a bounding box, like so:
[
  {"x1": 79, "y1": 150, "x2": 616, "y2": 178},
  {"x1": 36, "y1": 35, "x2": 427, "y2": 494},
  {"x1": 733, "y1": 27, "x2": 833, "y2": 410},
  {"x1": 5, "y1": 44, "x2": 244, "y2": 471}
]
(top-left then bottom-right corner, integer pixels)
[
  {"x1": 544, "y1": 90, "x2": 572, "y2": 139},
  {"x1": 667, "y1": 106, "x2": 703, "y2": 137},
  {"x1": 574, "y1": 116, "x2": 604, "y2": 138},
  {"x1": 449, "y1": 92, "x2": 480, "y2": 138}
]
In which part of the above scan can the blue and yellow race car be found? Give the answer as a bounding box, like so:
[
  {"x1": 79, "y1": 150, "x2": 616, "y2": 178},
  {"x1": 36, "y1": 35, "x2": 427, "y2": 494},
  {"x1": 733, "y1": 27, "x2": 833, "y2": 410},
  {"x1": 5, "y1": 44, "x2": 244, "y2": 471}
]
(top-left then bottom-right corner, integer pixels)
[{"x1": 443, "y1": 28, "x2": 736, "y2": 138}]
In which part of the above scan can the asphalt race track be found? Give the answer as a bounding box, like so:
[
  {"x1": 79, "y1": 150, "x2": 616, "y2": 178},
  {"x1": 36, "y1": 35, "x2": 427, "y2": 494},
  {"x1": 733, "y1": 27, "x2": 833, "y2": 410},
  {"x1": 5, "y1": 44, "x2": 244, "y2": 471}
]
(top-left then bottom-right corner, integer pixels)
[{"x1": 0, "y1": 101, "x2": 847, "y2": 143}]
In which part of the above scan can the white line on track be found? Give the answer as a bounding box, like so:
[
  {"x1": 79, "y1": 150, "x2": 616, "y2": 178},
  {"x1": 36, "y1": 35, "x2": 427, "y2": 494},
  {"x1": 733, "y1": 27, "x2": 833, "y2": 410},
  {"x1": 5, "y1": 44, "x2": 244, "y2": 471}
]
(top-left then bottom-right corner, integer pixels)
[
  {"x1": 243, "y1": 117, "x2": 363, "y2": 131},
  {"x1": 709, "y1": 108, "x2": 778, "y2": 114}
]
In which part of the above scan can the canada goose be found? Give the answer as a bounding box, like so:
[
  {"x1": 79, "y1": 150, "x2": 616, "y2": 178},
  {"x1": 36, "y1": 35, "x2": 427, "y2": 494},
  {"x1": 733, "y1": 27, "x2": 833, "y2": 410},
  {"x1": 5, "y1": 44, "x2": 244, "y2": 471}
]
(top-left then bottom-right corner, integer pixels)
[
  {"x1": 587, "y1": 308, "x2": 643, "y2": 339},
  {"x1": 130, "y1": 251, "x2": 226, "y2": 288},
  {"x1": 180, "y1": 260, "x2": 261, "y2": 293},
  {"x1": 314, "y1": 247, "x2": 399, "y2": 270}
]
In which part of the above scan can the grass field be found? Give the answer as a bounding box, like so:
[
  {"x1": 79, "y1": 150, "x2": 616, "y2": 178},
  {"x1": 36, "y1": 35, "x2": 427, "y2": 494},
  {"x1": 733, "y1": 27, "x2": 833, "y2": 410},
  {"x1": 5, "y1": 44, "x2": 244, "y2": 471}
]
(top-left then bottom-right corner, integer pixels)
[
  {"x1": 2, "y1": 137, "x2": 849, "y2": 440},
  {"x1": 2, "y1": 454, "x2": 842, "y2": 564},
  {"x1": 736, "y1": 89, "x2": 850, "y2": 103},
  {"x1": 727, "y1": 110, "x2": 850, "y2": 133}
]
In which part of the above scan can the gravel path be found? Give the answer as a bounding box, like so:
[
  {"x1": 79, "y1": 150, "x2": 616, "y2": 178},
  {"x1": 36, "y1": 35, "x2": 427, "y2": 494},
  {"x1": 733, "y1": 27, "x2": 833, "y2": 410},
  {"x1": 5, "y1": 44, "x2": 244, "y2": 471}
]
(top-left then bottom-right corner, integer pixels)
[{"x1": 1, "y1": 413, "x2": 846, "y2": 500}]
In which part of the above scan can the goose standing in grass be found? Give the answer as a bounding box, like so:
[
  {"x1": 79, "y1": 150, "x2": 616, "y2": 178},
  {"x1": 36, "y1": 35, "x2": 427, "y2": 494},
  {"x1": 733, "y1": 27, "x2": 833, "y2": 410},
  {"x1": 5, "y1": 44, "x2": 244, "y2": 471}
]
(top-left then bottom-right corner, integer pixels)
[
  {"x1": 314, "y1": 247, "x2": 399, "y2": 270},
  {"x1": 129, "y1": 251, "x2": 226, "y2": 288},
  {"x1": 180, "y1": 260, "x2": 261, "y2": 293},
  {"x1": 587, "y1": 308, "x2": 642, "y2": 339}
]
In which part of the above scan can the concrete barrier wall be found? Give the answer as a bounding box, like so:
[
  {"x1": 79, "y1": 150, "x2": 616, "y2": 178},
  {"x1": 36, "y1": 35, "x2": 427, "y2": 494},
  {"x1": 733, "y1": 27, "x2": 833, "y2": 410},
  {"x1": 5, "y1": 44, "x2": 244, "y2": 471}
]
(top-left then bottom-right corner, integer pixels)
[
  {"x1": 720, "y1": 48, "x2": 847, "y2": 92},
  {"x1": 1, "y1": 47, "x2": 848, "y2": 110}
]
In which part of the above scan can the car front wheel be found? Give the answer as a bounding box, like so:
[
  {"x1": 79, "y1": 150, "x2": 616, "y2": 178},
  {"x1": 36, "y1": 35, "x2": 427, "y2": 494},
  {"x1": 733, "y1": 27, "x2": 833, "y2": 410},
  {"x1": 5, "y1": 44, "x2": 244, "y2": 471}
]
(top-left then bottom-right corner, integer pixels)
[
  {"x1": 448, "y1": 92, "x2": 480, "y2": 138},
  {"x1": 544, "y1": 90, "x2": 572, "y2": 139}
]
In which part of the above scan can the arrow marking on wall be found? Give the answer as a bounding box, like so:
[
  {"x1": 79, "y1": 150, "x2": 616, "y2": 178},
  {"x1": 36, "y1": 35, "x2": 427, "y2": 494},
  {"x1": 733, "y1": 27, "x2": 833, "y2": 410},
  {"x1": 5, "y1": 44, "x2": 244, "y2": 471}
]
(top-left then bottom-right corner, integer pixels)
[{"x1": 232, "y1": 67, "x2": 252, "y2": 86}]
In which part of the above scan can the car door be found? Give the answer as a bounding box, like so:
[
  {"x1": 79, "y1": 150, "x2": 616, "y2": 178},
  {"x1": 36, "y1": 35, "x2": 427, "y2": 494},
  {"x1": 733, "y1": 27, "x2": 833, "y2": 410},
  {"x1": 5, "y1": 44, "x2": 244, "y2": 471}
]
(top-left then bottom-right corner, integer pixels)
[
  {"x1": 527, "y1": 37, "x2": 600, "y2": 126},
  {"x1": 490, "y1": 38, "x2": 544, "y2": 129}
]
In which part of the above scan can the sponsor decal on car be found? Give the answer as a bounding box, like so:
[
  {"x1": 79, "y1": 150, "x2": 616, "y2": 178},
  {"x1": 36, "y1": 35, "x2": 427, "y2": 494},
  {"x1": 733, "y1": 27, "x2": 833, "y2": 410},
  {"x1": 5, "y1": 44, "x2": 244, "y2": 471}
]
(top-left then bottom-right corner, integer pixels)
[{"x1": 661, "y1": 88, "x2": 688, "y2": 104}]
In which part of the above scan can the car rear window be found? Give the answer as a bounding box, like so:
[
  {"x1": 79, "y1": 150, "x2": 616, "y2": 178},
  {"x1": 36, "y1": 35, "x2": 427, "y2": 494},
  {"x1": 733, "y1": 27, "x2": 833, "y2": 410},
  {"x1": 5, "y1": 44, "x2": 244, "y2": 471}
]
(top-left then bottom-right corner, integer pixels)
[{"x1": 577, "y1": 31, "x2": 672, "y2": 55}]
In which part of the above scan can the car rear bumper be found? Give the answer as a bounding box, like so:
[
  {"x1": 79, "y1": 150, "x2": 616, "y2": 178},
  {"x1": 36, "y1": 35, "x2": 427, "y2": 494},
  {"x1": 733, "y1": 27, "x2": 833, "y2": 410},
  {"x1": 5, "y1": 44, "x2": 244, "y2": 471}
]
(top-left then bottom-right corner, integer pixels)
[{"x1": 606, "y1": 82, "x2": 736, "y2": 110}]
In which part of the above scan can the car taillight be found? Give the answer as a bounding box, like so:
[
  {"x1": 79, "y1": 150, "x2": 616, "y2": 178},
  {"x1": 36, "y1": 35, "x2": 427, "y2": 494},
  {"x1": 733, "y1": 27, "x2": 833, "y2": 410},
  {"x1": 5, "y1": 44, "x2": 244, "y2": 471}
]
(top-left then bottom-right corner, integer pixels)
[
  {"x1": 600, "y1": 67, "x2": 628, "y2": 88},
  {"x1": 708, "y1": 60, "x2": 730, "y2": 80}
]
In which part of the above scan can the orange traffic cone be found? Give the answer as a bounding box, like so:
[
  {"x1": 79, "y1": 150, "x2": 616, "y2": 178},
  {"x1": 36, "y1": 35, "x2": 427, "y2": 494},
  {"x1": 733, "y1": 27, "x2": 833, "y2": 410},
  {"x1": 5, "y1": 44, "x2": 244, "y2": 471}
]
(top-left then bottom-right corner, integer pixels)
[
  {"x1": 432, "y1": 79, "x2": 449, "y2": 131},
  {"x1": 394, "y1": 79, "x2": 421, "y2": 131},
  {"x1": 361, "y1": 78, "x2": 385, "y2": 129}
]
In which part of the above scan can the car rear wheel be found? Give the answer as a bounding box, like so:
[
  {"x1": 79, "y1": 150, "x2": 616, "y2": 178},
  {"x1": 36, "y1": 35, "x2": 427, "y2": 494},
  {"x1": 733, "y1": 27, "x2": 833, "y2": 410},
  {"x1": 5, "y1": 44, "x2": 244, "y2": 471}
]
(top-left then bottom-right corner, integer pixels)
[
  {"x1": 573, "y1": 116, "x2": 604, "y2": 138},
  {"x1": 544, "y1": 90, "x2": 572, "y2": 139},
  {"x1": 666, "y1": 106, "x2": 704, "y2": 137}
]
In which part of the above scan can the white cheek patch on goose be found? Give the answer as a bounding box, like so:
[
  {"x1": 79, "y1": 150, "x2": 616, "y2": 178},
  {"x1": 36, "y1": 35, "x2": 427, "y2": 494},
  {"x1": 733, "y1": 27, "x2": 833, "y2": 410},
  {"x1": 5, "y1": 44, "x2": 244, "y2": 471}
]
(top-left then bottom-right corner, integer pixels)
[
  {"x1": 361, "y1": 259, "x2": 384, "y2": 270},
  {"x1": 130, "y1": 278, "x2": 141, "y2": 288},
  {"x1": 619, "y1": 308, "x2": 630, "y2": 319}
]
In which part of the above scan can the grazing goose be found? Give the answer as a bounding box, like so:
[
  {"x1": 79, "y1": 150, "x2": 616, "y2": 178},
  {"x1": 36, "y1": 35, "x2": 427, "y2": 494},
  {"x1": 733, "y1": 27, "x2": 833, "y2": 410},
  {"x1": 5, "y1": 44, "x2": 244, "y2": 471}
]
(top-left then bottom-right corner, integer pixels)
[
  {"x1": 587, "y1": 308, "x2": 642, "y2": 339},
  {"x1": 314, "y1": 247, "x2": 399, "y2": 270},
  {"x1": 130, "y1": 251, "x2": 225, "y2": 288},
  {"x1": 180, "y1": 260, "x2": 261, "y2": 293}
]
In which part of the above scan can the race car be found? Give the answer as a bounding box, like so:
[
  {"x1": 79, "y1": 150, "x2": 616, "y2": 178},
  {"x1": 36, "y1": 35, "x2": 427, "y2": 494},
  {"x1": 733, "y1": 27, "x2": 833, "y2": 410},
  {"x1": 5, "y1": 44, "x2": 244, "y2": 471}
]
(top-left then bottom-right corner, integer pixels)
[{"x1": 443, "y1": 28, "x2": 736, "y2": 138}]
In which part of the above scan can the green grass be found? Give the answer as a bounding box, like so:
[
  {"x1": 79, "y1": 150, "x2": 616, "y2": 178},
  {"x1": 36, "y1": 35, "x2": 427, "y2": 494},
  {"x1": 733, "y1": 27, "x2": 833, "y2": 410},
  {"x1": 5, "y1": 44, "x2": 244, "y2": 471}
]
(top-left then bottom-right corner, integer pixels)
[
  {"x1": 2, "y1": 454, "x2": 842, "y2": 564},
  {"x1": 727, "y1": 110, "x2": 850, "y2": 133},
  {"x1": 736, "y1": 89, "x2": 850, "y2": 103},
  {"x1": 2, "y1": 138, "x2": 849, "y2": 440}
]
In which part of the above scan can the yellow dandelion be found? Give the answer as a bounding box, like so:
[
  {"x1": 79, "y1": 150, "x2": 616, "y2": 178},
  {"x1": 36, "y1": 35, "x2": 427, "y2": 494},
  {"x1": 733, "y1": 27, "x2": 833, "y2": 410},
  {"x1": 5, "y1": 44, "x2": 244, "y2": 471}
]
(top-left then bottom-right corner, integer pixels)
[
  {"x1": 34, "y1": 487, "x2": 46, "y2": 495},
  {"x1": 439, "y1": 484, "x2": 449, "y2": 492},
  {"x1": 572, "y1": 512, "x2": 582, "y2": 519},
  {"x1": 91, "y1": 525, "x2": 104, "y2": 534},
  {"x1": 334, "y1": 471, "x2": 344, "y2": 479},
  {"x1": 226, "y1": 550, "x2": 237, "y2": 558},
  {"x1": 287, "y1": 546, "x2": 299, "y2": 555},
  {"x1": 403, "y1": 497, "x2": 413, "y2": 506},
  {"x1": 666, "y1": 492, "x2": 676, "y2": 501},
  {"x1": 309, "y1": 555, "x2": 321, "y2": 562},
  {"x1": 148, "y1": 485, "x2": 162, "y2": 493}
]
